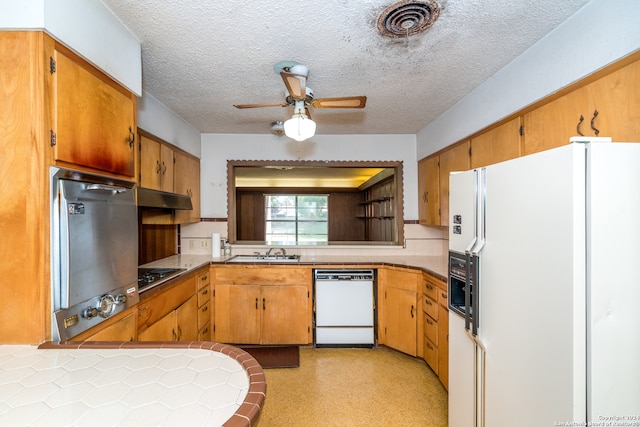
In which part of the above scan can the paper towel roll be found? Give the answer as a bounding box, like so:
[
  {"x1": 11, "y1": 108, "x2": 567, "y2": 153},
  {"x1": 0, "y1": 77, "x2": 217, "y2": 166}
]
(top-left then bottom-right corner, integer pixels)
[{"x1": 212, "y1": 233, "x2": 221, "y2": 257}]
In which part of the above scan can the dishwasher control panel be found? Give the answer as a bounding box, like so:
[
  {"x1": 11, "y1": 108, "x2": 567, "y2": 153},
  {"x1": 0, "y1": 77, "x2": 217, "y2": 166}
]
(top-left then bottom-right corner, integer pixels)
[{"x1": 314, "y1": 269, "x2": 375, "y2": 281}]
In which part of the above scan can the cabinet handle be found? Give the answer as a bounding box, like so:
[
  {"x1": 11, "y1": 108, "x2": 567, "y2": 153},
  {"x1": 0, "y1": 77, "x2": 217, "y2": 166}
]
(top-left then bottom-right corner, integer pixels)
[
  {"x1": 410, "y1": 305, "x2": 415, "y2": 318},
  {"x1": 441, "y1": 292, "x2": 447, "y2": 299},
  {"x1": 162, "y1": 162, "x2": 167, "y2": 174},
  {"x1": 425, "y1": 283, "x2": 433, "y2": 290},
  {"x1": 577, "y1": 115, "x2": 585, "y2": 136},
  {"x1": 128, "y1": 126, "x2": 135, "y2": 148},
  {"x1": 590, "y1": 110, "x2": 600, "y2": 136},
  {"x1": 263, "y1": 298, "x2": 266, "y2": 310},
  {"x1": 172, "y1": 328, "x2": 177, "y2": 341},
  {"x1": 255, "y1": 298, "x2": 258, "y2": 309},
  {"x1": 426, "y1": 318, "x2": 433, "y2": 325},
  {"x1": 177, "y1": 325, "x2": 182, "y2": 340},
  {"x1": 155, "y1": 161, "x2": 161, "y2": 174},
  {"x1": 422, "y1": 191, "x2": 427, "y2": 203},
  {"x1": 425, "y1": 299, "x2": 432, "y2": 306},
  {"x1": 427, "y1": 342, "x2": 434, "y2": 350},
  {"x1": 202, "y1": 289, "x2": 208, "y2": 295},
  {"x1": 202, "y1": 306, "x2": 208, "y2": 312}
]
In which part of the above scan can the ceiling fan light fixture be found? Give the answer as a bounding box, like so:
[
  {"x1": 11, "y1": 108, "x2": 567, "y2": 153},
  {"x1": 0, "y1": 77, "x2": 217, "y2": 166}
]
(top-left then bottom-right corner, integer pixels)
[{"x1": 284, "y1": 112, "x2": 316, "y2": 141}]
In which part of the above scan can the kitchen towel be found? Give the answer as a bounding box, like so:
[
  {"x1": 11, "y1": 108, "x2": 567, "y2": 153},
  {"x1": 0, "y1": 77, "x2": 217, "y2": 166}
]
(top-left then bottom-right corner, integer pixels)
[{"x1": 212, "y1": 232, "x2": 221, "y2": 257}]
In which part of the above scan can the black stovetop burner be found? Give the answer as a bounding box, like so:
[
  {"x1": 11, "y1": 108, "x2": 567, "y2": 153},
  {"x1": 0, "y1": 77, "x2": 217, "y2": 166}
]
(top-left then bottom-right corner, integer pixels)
[{"x1": 137, "y1": 267, "x2": 186, "y2": 291}]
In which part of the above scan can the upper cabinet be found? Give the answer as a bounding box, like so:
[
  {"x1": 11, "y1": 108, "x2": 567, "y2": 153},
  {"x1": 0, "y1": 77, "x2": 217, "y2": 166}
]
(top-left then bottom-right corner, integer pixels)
[
  {"x1": 140, "y1": 134, "x2": 174, "y2": 192},
  {"x1": 418, "y1": 156, "x2": 440, "y2": 226},
  {"x1": 52, "y1": 45, "x2": 136, "y2": 178},
  {"x1": 138, "y1": 130, "x2": 201, "y2": 224},
  {"x1": 417, "y1": 142, "x2": 470, "y2": 227},
  {"x1": 523, "y1": 59, "x2": 640, "y2": 155},
  {"x1": 173, "y1": 151, "x2": 201, "y2": 224},
  {"x1": 470, "y1": 117, "x2": 522, "y2": 169}
]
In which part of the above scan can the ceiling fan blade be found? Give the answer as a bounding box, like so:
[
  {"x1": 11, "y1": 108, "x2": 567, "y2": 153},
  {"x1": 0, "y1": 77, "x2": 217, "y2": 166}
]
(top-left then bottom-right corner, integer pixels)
[
  {"x1": 312, "y1": 96, "x2": 367, "y2": 109},
  {"x1": 280, "y1": 71, "x2": 307, "y2": 100},
  {"x1": 234, "y1": 102, "x2": 288, "y2": 109}
]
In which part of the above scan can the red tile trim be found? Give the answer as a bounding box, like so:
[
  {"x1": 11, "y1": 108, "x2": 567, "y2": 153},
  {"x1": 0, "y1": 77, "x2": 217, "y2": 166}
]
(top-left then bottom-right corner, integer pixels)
[{"x1": 38, "y1": 340, "x2": 266, "y2": 427}]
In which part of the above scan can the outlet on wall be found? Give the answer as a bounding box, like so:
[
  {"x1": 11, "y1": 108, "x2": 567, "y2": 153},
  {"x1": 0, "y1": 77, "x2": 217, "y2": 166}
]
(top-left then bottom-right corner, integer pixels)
[
  {"x1": 188, "y1": 239, "x2": 196, "y2": 249},
  {"x1": 200, "y1": 239, "x2": 209, "y2": 249}
]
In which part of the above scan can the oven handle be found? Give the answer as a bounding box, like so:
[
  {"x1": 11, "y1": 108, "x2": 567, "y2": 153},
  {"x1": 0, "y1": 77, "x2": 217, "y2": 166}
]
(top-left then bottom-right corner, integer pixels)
[{"x1": 85, "y1": 183, "x2": 128, "y2": 193}]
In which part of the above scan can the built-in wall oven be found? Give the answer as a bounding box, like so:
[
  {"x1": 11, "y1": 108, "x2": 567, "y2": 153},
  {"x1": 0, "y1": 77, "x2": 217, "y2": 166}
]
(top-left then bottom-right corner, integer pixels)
[
  {"x1": 51, "y1": 167, "x2": 139, "y2": 340},
  {"x1": 448, "y1": 250, "x2": 477, "y2": 332}
]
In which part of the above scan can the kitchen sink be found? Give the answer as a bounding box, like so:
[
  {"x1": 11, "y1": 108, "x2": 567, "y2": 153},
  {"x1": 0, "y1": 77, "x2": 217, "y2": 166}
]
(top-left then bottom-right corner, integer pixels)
[{"x1": 228, "y1": 255, "x2": 301, "y2": 263}]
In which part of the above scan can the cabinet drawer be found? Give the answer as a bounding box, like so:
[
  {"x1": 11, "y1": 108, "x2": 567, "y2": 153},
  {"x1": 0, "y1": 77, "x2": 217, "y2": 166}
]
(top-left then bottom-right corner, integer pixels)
[
  {"x1": 423, "y1": 295, "x2": 438, "y2": 320},
  {"x1": 438, "y1": 288, "x2": 449, "y2": 308},
  {"x1": 197, "y1": 285, "x2": 211, "y2": 306},
  {"x1": 423, "y1": 279, "x2": 438, "y2": 300},
  {"x1": 198, "y1": 322, "x2": 211, "y2": 341},
  {"x1": 196, "y1": 270, "x2": 210, "y2": 290},
  {"x1": 424, "y1": 337, "x2": 439, "y2": 374},
  {"x1": 424, "y1": 314, "x2": 438, "y2": 345},
  {"x1": 197, "y1": 300, "x2": 210, "y2": 328}
]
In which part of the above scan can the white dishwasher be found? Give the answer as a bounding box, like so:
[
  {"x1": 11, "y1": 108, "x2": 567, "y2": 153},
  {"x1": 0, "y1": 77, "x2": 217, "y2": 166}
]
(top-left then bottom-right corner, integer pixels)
[{"x1": 314, "y1": 269, "x2": 376, "y2": 347}]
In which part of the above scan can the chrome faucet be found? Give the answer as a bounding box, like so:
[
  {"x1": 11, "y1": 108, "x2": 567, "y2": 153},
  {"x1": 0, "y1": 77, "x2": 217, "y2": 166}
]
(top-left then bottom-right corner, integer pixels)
[{"x1": 265, "y1": 247, "x2": 275, "y2": 257}]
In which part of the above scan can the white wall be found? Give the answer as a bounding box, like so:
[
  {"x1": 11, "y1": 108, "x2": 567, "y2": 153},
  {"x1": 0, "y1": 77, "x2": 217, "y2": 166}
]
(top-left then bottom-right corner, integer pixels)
[
  {"x1": 0, "y1": 0, "x2": 142, "y2": 96},
  {"x1": 200, "y1": 133, "x2": 418, "y2": 219},
  {"x1": 417, "y1": 0, "x2": 640, "y2": 158},
  {"x1": 137, "y1": 91, "x2": 201, "y2": 157}
]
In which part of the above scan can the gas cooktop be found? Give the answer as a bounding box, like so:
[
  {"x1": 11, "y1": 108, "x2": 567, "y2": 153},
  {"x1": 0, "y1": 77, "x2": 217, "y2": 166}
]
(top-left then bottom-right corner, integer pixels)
[{"x1": 137, "y1": 267, "x2": 186, "y2": 292}]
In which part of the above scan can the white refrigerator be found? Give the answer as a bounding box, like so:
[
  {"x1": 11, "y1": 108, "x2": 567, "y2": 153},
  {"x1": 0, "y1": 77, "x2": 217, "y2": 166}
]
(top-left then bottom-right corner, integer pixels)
[{"x1": 448, "y1": 138, "x2": 640, "y2": 427}]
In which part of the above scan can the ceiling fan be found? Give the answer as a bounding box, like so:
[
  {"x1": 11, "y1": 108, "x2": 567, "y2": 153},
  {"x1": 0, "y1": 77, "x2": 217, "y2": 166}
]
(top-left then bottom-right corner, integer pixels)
[{"x1": 234, "y1": 61, "x2": 367, "y2": 141}]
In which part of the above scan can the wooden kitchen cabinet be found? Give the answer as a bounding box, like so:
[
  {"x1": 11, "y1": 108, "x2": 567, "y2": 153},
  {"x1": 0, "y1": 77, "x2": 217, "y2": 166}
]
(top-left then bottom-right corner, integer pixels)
[
  {"x1": 53, "y1": 44, "x2": 136, "y2": 178},
  {"x1": 417, "y1": 142, "x2": 470, "y2": 227},
  {"x1": 139, "y1": 134, "x2": 174, "y2": 192},
  {"x1": 379, "y1": 268, "x2": 420, "y2": 357},
  {"x1": 437, "y1": 294, "x2": 449, "y2": 390},
  {"x1": 196, "y1": 269, "x2": 212, "y2": 341},
  {"x1": 524, "y1": 58, "x2": 640, "y2": 154},
  {"x1": 173, "y1": 150, "x2": 201, "y2": 224},
  {"x1": 139, "y1": 294, "x2": 198, "y2": 341},
  {"x1": 422, "y1": 273, "x2": 440, "y2": 374},
  {"x1": 470, "y1": 117, "x2": 522, "y2": 168},
  {"x1": 73, "y1": 308, "x2": 137, "y2": 342},
  {"x1": 438, "y1": 141, "x2": 471, "y2": 227},
  {"x1": 137, "y1": 268, "x2": 204, "y2": 341},
  {"x1": 417, "y1": 155, "x2": 440, "y2": 226},
  {"x1": 1, "y1": 31, "x2": 137, "y2": 344},
  {"x1": 213, "y1": 266, "x2": 312, "y2": 345}
]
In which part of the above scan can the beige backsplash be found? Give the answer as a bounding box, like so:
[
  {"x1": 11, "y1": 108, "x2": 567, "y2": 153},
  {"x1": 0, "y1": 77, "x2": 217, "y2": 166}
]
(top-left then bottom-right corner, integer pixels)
[{"x1": 180, "y1": 222, "x2": 448, "y2": 258}]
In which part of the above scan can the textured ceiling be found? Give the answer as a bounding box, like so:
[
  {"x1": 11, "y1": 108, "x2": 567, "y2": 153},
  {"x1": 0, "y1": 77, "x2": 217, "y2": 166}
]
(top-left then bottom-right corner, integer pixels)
[{"x1": 102, "y1": 0, "x2": 591, "y2": 136}]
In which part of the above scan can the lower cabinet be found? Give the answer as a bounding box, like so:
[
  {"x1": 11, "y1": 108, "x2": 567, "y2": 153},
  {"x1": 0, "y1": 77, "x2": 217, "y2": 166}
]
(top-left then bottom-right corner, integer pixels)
[
  {"x1": 74, "y1": 308, "x2": 137, "y2": 342},
  {"x1": 138, "y1": 295, "x2": 198, "y2": 341},
  {"x1": 137, "y1": 268, "x2": 202, "y2": 341},
  {"x1": 214, "y1": 283, "x2": 309, "y2": 345},
  {"x1": 421, "y1": 272, "x2": 449, "y2": 390},
  {"x1": 379, "y1": 268, "x2": 420, "y2": 357},
  {"x1": 196, "y1": 269, "x2": 212, "y2": 341}
]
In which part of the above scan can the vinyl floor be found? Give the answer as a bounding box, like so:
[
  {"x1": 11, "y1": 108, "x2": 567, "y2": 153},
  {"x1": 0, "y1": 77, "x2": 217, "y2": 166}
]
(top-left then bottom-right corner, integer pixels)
[{"x1": 257, "y1": 346, "x2": 448, "y2": 426}]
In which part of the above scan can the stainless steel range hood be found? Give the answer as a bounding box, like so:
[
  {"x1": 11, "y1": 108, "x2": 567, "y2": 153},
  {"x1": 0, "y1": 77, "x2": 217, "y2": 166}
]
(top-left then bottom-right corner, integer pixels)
[{"x1": 137, "y1": 187, "x2": 193, "y2": 210}]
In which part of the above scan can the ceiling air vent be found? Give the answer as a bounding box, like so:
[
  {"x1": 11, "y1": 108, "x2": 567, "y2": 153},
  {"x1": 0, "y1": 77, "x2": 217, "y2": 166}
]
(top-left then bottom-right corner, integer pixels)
[{"x1": 377, "y1": 0, "x2": 441, "y2": 38}]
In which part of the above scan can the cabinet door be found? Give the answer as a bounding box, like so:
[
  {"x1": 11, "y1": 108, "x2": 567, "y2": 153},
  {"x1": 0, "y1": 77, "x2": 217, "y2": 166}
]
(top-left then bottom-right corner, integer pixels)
[
  {"x1": 174, "y1": 152, "x2": 201, "y2": 224},
  {"x1": 439, "y1": 142, "x2": 470, "y2": 226},
  {"x1": 53, "y1": 48, "x2": 135, "y2": 177},
  {"x1": 418, "y1": 155, "x2": 440, "y2": 226},
  {"x1": 138, "y1": 311, "x2": 177, "y2": 341},
  {"x1": 214, "y1": 284, "x2": 261, "y2": 344},
  {"x1": 585, "y1": 59, "x2": 640, "y2": 142},
  {"x1": 383, "y1": 286, "x2": 417, "y2": 356},
  {"x1": 79, "y1": 311, "x2": 136, "y2": 341},
  {"x1": 139, "y1": 135, "x2": 161, "y2": 190},
  {"x1": 261, "y1": 285, "x2": 309, "y2": 345},
  {"x1": 523, "y1": 86, "x2": 589, "y2": 155},
  {"x1": 176, "y1": 295, "x2": 198, "y2": 341},
  {"x1": 437, "y1": 304, "x2": 449, "y2": 390},
  {"x1": 471, "y1": 117, "x2": 522, "y2": 168}
]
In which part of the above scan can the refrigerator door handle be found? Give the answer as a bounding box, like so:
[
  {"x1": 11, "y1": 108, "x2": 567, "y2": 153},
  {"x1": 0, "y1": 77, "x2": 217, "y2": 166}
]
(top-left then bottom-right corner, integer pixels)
[
  {"x1": 464, "y1": 251, "x2": 472, "y2": 331},
  {"x1": 470, "y1": 333, "x2": 487, "y2": 427}
]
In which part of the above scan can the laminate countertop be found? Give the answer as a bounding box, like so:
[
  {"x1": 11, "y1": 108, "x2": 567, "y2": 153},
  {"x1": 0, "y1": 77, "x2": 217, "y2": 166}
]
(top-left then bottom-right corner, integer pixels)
[
  {"x1": 0, "y1": 342, "x2": 265, "y2": 427},
  {"x1": 141, "y1": 254, "x2": 448, "y2": 283}
]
